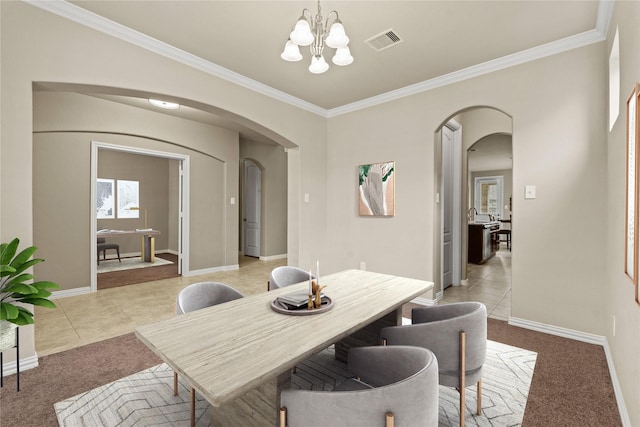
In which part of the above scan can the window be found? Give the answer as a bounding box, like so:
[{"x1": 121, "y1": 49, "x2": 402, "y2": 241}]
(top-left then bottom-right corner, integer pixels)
[
  {"x1": 609, "y1": 27, "x2": 620, "y2": 131},
  {"x1": 474, "y1": 176, "x2": 503, "y2": 218}
]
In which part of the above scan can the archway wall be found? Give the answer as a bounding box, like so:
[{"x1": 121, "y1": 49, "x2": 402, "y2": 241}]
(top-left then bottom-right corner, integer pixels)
[
  {"x1": 1, "y1": 2, "x2": 327, "y2": 360},
  {"x1": 326, "y1": 41, "x2": 608, "y2": 338},
  {"x1": 33, "y1": 90, "x2": 234, "y2": 286}
]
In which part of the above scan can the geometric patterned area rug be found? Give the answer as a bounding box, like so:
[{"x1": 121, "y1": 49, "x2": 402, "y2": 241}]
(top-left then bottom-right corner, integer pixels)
[
  {"x1": 54, "y1": 340, "x2": 536, "y2": 427},
  {"x1": 97, "y1": 257, "x2": 173, "y2": 274}
]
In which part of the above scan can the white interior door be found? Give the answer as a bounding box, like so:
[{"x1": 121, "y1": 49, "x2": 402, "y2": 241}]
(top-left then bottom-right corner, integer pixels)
[
  {"x1": 243, "y1": 160, "x2": 261, "y2": 257},
  {"x1": 442, "y1": 126, "x2": 454, "y2": 289}
]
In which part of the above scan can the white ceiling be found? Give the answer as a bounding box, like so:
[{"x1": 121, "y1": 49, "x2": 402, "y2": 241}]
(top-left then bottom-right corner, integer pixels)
[{"x1": 32, "y1": 1, "x2": 609, "y2": 152}]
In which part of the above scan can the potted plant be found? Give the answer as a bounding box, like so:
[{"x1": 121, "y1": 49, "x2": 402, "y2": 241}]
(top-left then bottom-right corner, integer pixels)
[{"x1": 0, "y1": 238, "x2": 59, "y2": 350}]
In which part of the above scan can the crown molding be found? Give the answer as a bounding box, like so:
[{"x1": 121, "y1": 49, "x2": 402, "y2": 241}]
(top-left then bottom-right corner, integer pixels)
[
  {"x1": 24, "y1": 0, "x2": 328, "y2": 117},
  {"x1": 327, "y1": 28, "x2": 606, "y2": 117},
  {"x1": 25, "y1": 0, "x2": 611, "y2": 119}
]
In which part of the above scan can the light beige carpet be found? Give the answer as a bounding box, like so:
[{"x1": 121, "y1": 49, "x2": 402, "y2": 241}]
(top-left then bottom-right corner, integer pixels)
[{"x1": 97, "y1": 257, "x2": 173, "y2": 273}]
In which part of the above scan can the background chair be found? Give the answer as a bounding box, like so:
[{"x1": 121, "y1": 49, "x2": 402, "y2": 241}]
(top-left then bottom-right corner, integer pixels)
[
  {"x1": 496, "y1": 217, "x2": 511, "y2": 250},
  {"x1": 279, "y1": 345, "x2": 439, "y2": 427},
  {"x1": 380, "y1": 302, "x2": 487, "y2": 427},
  {"x1": 268, "y1": 266, "x2": 315, "y2": 291},
  {"x1": 96, "y1": 237, "x2": 120, "y2": 265},
  {"x1": 174, "y1": 281, "x2": 244, "y2": 426}
]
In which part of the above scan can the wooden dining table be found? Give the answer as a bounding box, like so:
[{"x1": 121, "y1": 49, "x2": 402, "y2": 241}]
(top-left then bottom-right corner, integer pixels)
[{"x1": 135, "y1": 269, "x2": 433, "y2": 426}]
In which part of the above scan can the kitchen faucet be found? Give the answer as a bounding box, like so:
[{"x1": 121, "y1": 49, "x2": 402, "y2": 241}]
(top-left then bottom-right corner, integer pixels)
[{"x1": 467, "y1": 207, "x2": 478, "y2": 222}]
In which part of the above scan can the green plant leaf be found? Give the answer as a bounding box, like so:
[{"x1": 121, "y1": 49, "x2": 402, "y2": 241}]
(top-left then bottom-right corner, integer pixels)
[
  {"x1": 4, "y1": 273, "x2": 36, "y2": 287},
  {"x1": 12, "y1": 308, "x2": 35, "y2": 325},
  {"x1": 0, "y1": 265, "x2": 17, "y2": 279},
  {"x1": 32, "y1": 280, "x2": 60, "y2": 290},
  {"x1": 21, "y1": 297, "x2": 57, "y2": 309},
  {"x1": 10, "y1": 258, "x2": 44, "y2": 276},
  {"x1": 0, "y1": 302, "x2": 19, "y2": 320},
  {"x1": 2, "y1": 283, "x2": 38, "y2": 295},
  {"x1": 22, "y1": 289, "x2": 52, "y2": 300},
  {"x1": 0, "y1": 238, "x2": 19, "y2": 266},
  {"x1": 10, "y1": 245, "x2": 38, "y2": 269}
]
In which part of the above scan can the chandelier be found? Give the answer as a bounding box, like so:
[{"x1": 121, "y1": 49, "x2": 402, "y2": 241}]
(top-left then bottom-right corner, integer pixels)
[{"x1": 280, "y1": 1, "x2": 353, "y2": 74}]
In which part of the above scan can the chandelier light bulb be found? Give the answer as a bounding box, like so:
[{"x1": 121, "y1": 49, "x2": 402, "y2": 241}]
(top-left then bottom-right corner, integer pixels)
[
  {"x1": 332, "y1": 45, "x2": 353, "y2": 66},
  {"x1": 281, "y1": 39, "x2": 303, "y2": 62},
  {"x1": 309, "y1": 55, "x2": 329, "y2": 74},
  {"x1": 290, "y1": 18, "x2": 314, "y2": 46},
  {"x1": 325, "y1": 21, "x2": 349, "y2": 48},
  {"x1": 281, "y1": 2, "x2": 353, "y2": 74}
]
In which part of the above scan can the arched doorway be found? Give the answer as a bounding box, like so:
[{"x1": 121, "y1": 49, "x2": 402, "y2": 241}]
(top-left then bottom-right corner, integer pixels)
[{"x1": 433, "y1": 107, "x2": 513, "y2": 320}]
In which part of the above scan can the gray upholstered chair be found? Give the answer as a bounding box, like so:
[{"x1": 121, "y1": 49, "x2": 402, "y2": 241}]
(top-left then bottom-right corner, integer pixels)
[
  {"x1": 96, "y1": 237, "x2": 120, "y2": 265},
  {"x1": 279, "y1": 345, "x2": 439, "y2": 427},
  {"x1": 380, "y1": 302, "x2": 487, "y2": 427},
  {"x1": 268, "y1": 266, "x2": 315, "y2": 291},
  {"x1": 174, "y1": 282, "x2": 244, "y2": 427}
]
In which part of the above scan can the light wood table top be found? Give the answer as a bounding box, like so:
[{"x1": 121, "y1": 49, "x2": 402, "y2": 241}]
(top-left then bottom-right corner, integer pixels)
[
  {"x1": 97, "y1": 229, "x2": 160, "y2": 236},
  {"x1": 135, "y1": 269, "x2": 433, "y2": 407}
]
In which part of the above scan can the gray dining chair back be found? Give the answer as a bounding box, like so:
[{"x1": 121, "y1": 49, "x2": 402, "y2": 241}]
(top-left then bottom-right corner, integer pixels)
[
  {"x1": 279, "y1": 345, "x2": 439, "y2": 427},
  {"x1": 380, "y1": 301, "x2": 487, "y2": 427},
  {"x1": 268, "y1": 266, "x2": 315, "y2": 291},
  {"x1": 176, "y1": 281, "x2": 244, "y2": 314},
  {"x1": 174, "y1": 281, "x2": 244, "y2": 427}
]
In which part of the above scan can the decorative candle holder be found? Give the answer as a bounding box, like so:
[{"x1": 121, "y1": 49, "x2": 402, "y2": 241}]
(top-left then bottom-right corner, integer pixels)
[{"x1": 314, "y1": 284, "x2": 327, "y2": 308}]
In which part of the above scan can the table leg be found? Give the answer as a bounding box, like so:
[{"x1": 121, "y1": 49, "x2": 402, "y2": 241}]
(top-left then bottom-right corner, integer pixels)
[
  {"x1": 210, "y1": 370, "x2": 291, "y2": 426},
  {"x1": 141, "y1": 235, "x2": 155, "y2": 263}
]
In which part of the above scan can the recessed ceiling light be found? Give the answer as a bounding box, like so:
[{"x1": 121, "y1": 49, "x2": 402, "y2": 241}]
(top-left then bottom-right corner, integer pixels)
[{"x1": 148, "y1": 99, "x2": 180, "y2": 109}]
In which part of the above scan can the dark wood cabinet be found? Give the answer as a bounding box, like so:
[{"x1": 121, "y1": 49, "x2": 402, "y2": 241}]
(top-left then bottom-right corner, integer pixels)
[{"x1": 468, "y1": 223, "x2": 498, "y2": 264}]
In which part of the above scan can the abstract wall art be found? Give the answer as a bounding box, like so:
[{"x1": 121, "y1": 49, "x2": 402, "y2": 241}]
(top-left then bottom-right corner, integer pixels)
[{"x1": 359, "y1": 161, "x2": 395, "y2": 216}]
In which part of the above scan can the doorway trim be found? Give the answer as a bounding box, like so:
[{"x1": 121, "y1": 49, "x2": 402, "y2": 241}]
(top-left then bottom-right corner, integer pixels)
[{"x1": 90, "y1": 141, "x2": 191, "y2": 292}]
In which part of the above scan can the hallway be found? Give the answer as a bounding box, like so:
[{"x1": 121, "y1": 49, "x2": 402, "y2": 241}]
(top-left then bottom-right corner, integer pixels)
[{"x1": 441, "y1": 245, "x2": 511, "y2": 320}]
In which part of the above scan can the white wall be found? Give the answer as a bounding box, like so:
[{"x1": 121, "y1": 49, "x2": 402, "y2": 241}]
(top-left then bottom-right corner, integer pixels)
[
  {"x1": 2, "y1": 3, "x2": 636, "y2": 423},
  {"x1": 606, "y1": 2, "x2": 640, "y2": 424},
  {"x1": 326, "y1": 43, "x2": 607, "y2": 336},
  {"x1": 0, "y1": 1, "x2": 326, "y2": 365}
]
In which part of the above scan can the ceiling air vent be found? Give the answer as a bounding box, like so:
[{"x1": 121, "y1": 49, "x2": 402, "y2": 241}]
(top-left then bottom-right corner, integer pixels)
[{"x1": 365, "y1": 28, "x2": 404, "y2": 52}]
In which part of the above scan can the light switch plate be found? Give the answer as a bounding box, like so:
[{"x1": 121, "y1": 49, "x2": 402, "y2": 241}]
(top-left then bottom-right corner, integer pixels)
[
  {"x1": 230, "y1": 197, "x2": 236, "y2": 205},
  {"x1": 525, "y1": 185, "x2": 536, "y2": 199}
]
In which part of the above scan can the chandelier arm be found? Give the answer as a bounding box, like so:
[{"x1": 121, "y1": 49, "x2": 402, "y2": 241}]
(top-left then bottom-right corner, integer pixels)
[
  {"x1": 325, "y1": 10, "x2": 339, "y2": 32},
  {"x1": 301, "y1": 8, "x2": 312, "y2": 24}
]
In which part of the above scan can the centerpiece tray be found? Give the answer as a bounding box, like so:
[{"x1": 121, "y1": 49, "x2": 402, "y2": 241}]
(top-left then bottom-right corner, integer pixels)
[{"x1": 270, "y1": 291, "x2": 334, "y2": 316}]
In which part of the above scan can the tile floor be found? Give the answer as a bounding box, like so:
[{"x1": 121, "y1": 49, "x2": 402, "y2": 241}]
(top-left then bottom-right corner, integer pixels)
[
  {"x1": 34, "y1": 246, "x2": 511, "y2": 357},
  {"x1": 441, "y1": 245, "x2": 512, "y2": 321},
  {"x1": 34, "y1": 255, "x2": 287, "y2": 357}
]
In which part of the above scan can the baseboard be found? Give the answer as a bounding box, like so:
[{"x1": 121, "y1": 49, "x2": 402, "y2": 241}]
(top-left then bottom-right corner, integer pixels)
[
  {"x1": 1, "y1": 353, "x2": 38, "y2": 378},
  {"x1": 508, "y1": 316, "x2": 605, "y2": 345},
  {"x1": 435, "y1": 290, "x2": 444, "y2": 302},
  {"x1": 508, "y1": 317, "x2": 631, "y2": 426},
  {"x1": 184, "y1": 264, "x2": 239, "y2": 277},
  {"x1": 50, "y1": 286, "x2": 92, "y2": 300},
  {"x1": 259, "y1": 254, "x2": 288, "y2": 261}
]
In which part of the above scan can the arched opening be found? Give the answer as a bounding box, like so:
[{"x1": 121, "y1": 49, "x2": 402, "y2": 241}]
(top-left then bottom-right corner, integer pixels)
[
  {"x1": 433, "y1": 106, "x2": 513, "y2": 320},
  {"x1": 33, "y1": 82, "x2": 293, "y2": 294}
]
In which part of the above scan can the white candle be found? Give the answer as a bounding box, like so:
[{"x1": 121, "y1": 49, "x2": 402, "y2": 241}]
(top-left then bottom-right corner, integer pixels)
[
  {"x1": 309, "y1": 270, "x2": 312, "y2": 294},
  {"x1": 316, "y1": 260, "x2": 320, "y2": 285}
]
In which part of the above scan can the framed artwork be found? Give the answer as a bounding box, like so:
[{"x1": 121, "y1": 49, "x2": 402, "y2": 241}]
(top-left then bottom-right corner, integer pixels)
[
  {"x1": 625, "y1": 83, "x2": 639, "y2": 290},
  {"x1": 96, "y1": 178, "x2": 114, "y2": 219},
  {"x1": 117, "y1": 180, "x2": 140, "y2": 219},
  {"x1": 359, "y1": 161, "x2": 395, "y2": 216}
]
